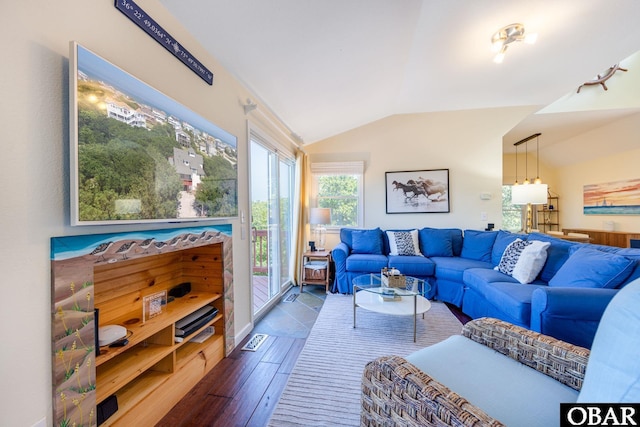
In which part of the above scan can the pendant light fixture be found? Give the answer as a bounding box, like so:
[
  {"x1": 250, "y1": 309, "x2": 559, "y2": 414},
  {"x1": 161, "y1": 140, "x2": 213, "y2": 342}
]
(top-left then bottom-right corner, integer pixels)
[{"x1": 511, "y1": 133, "x2": 547, "y2": 232}]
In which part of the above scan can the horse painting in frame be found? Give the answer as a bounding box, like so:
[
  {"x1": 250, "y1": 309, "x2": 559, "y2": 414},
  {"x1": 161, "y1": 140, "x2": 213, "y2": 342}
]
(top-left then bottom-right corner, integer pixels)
[{"x1": 385, "y1": 169, "x2": 450, "y2": 214}]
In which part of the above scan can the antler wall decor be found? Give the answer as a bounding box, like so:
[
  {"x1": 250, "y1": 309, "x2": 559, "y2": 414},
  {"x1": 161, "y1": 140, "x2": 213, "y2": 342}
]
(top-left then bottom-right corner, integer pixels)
[{"x1": 577, "y1": 64, "x2": 628, "y2": 93}]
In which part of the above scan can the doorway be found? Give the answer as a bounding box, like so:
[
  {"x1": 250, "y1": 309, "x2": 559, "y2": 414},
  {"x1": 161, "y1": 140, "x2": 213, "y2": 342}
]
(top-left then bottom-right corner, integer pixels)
[{"x1": 249, "y1": 136, "x2": 294, "y2": 317}]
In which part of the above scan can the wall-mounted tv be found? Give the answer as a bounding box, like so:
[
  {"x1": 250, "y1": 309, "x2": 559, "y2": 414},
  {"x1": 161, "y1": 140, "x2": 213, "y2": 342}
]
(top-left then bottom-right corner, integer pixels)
[{"x1": 69, "y1": 41, "x2": 238, "y2": 225}]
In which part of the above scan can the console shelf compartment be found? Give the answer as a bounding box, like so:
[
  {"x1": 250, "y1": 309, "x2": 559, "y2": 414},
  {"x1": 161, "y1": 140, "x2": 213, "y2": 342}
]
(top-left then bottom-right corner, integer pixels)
[
  {"x1": 96, "y1": 292, "x2": 219, "y2": 366},
  {"x1": 91, "y1": 241, "x2": 228, "y2": 426}
]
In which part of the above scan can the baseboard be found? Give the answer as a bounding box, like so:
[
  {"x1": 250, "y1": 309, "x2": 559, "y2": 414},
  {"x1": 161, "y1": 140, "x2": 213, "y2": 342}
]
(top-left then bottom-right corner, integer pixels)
[{"x1": 234, "y1": 321, "x2": 253, "y2": 348}]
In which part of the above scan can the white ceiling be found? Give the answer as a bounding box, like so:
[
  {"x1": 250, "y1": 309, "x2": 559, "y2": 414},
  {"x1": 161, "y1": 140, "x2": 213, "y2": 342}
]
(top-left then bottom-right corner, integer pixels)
[{"x1": 160, "y1": 0, "x2": 640, "y2": 164}]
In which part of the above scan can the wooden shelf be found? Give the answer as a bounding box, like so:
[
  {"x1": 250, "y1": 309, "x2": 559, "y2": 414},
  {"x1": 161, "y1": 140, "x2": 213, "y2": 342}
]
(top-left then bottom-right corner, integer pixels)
[
  {"x1": 91, "y1": 242, "x2": 228, "y2": 426},
  {"x1": 96, "y1": 292, "x2": 219, "y2": 366},
  {"x1": 100, "y1": 370, "x2": 172, "y2": 426}
]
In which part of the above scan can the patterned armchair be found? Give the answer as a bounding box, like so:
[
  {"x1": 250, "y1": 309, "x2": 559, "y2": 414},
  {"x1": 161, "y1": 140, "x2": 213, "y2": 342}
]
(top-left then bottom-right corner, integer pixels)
[{"x1": 362, "y1": 277, "x2": 640, "y2": 426}]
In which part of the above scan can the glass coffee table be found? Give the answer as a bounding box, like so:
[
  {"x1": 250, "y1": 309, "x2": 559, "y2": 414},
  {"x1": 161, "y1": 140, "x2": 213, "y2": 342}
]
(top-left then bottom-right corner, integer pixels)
[{"x1": 352, "y1": 273, "x2": 431, "y2": 342}]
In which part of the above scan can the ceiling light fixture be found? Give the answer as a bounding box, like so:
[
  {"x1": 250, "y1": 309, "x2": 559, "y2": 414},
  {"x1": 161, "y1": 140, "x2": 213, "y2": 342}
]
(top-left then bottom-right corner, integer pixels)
[{"x1": 491, "y1": 23, "x2": 537, "y2": 63}]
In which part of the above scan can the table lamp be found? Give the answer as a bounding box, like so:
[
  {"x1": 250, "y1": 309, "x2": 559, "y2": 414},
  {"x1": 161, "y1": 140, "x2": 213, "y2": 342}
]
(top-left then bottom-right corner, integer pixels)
[{"x1": 309, "y1": 207, "x2": 331, "y2": 251}]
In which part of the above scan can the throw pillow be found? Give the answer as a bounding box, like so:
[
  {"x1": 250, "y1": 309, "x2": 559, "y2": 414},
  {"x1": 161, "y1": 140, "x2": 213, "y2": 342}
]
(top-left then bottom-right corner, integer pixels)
[
  {"x1": 351, "y1": 228, "x2": 383, "y2": 254},
  {"x1": 460, "y1": 230, "x2": 498, "y2": 263},
  {"x1": 387, "y1": 230, "x2": 422, "y2": 256},
  {"x1": 418, "y1": 228, "x2": 454, "y2": 257},
  {"x1": 491, "y1": 230, "x2": 526, "y2": 265},
  {"x1": 494, "y1": 239, "x2": 530, "y2": 276},
  {"x1": 511, "y1": 240, "x2": 550, "y2": 284},
  {"x1": 549, "y1": 246, "x2": 635, "y2": 289}
]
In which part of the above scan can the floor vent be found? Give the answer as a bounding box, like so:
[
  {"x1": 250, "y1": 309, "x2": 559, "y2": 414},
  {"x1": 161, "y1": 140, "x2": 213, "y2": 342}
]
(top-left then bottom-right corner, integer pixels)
[
  {"x1": 241, "y1": 333, "x2": 269, "y2": 351},
  {"x1": 283, "y1": 293, "x2": 298, "y2": 303}
]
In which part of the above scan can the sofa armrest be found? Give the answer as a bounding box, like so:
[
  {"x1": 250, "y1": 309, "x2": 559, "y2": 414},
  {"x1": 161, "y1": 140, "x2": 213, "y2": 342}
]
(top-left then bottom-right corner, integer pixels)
[
  {"x1": 530, "y1": 287, "x2": 617, "y2": 348},
  {"x1": 362, "y1": 355, "x2": 505, "y2": 427},
  {"x1": 332, "y1": 243, "x2": 350, "y2": 293},
  {"x1": 462, "y1": 317, "x2": 589, "y2": 391}
]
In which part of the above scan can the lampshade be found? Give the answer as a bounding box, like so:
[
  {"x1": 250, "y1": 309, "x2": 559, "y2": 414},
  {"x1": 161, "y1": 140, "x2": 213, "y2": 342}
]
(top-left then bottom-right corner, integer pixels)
[
  {"x1": 511, "y1": 183, "x2": 548, "y2": 205},
  {"x1": 309, "y1": 207, "x2": 331, "y2": 225}
]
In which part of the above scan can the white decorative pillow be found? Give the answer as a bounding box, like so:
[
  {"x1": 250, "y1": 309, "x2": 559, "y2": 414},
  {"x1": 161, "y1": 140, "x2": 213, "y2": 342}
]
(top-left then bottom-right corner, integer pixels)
[
  {"x1": 511, "y1": 240, "x2": 550, "y2": 284},
  {"x1": 387, "y1": 230, "x2": 422, "y2": 256},
  {"x1": 495, "y1": 239, "x2": 530, "y2": 275}
]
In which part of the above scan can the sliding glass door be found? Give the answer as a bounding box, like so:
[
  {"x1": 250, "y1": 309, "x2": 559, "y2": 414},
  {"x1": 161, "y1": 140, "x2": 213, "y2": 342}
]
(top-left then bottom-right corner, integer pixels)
[{"x1": 250, "y1": 136, "x2": 294, "y2": 316}]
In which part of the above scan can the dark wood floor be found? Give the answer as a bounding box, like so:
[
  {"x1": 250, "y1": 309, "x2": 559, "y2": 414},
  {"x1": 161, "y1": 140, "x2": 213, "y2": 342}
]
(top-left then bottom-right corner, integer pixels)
[
  {"x1": 157, "y1": 333, "x2": 305, "y2": 427},
  {"x1": 157, "y1": 297, "x2": 470, "y2": 427}
]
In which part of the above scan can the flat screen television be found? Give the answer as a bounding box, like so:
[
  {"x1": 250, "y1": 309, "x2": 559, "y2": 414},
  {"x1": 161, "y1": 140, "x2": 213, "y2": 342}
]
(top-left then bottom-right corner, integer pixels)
[{"x1": 69, "y1": 41, "x2": 238, "y2": 225}]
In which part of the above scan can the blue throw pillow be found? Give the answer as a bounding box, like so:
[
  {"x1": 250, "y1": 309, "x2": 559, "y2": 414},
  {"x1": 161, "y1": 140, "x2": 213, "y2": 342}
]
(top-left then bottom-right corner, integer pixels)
[
  {"x1": 351, "y1": 228, "x2": 383, "y2": 254},
  {"x1": 461, "y1": 230, "x2": 498, "y2": 263},
  {"x1": 418, "y1": 228, "x2": 453, "y2": 257},
  {"x1": 549, "y1": 246, "x2": 635, "y2": 289}
]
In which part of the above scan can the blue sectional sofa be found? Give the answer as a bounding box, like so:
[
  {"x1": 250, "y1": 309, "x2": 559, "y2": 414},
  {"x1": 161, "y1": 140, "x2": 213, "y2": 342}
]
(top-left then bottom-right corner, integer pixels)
[{"x1": 332, "y1": 227, "x2": 640, "y2": 348}]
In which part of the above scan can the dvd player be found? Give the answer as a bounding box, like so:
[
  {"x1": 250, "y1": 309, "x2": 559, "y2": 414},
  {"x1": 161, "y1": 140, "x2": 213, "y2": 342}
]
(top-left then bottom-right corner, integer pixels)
[{"x1": 175, "y1": 305, "x2": 218, "y2": 337}]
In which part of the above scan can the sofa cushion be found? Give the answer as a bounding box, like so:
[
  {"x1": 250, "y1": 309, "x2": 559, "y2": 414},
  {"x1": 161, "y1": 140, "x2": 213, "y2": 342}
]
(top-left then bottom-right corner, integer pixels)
[
  {"x1": 491, "y1": 230, "x2": 527, "y2": 265},
  {"x1": 549, "y1": 246, "x2": 635, "y2": 289},
  {"x1": 345, "y1": 254, "x2": 388, "y2": 273},
  {"x1": 351, "y1": 228, "x2": 384, "y2": 254},
  {"x1": 511, "y1": 240, "x2": 550, "y2": 284},
  {"x1": 388, "y1": 255, "x2": 435, "y2": 277},
  {"x1": 464, "y1": 267, "x2": 519, "y2": 286},
  {"x1": 418, "y1": 228, "x2": 454, "y2": 257},
  {"x1": 578, "y1": 277, "x2": 640, "y2": 403},
  {"x1": 527, "y1": 233, "x2": 577, "y2": 282},
  {"x1": 461, "y1": 230, "x2": 498, "y2": 262},
  {"x1": 464, "y1": 280, "x2": 545, "y2": 325},
  {"x1": 495, "y1": 239, "x2": 529, "y2": 276},
  {"x1": 406, "y1": 335, "x2": 578, "y2": 426},
  {"x1": 431, "y1": 256, "x2": 493, "y2": 283},
  {"x1": 386, "y1": 229, "x2": 422, "y2": 256}
]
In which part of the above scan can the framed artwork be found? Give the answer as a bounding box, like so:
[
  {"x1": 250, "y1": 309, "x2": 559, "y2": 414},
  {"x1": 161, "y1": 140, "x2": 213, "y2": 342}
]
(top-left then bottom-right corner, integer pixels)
[
  {"x1": 385, "y1": 169, "x2": 450, "y2": 214},
  {"x1": 70, "y1": 42, "x2": 238, "y2": 225},
  {"x1": 584, "y1": 178, "x2": 640, "y2": 215}
]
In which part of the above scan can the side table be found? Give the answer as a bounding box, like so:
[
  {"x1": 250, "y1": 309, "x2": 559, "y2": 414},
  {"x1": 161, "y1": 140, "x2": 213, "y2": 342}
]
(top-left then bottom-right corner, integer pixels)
[{"x1": 300, "y1": 250, "x2": 332, "y2": 293}]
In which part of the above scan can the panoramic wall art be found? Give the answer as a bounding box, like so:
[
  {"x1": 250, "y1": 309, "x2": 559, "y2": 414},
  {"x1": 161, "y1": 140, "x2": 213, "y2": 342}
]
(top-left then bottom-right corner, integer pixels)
[
  {"x1": 69, "y1": 42, "x2": 238, "y2": 225},
  {"x1": 583, "y1": 178, "x2": 640, "y2": 215},
  {"x1": 385, "y1": 169, "x2": 450, "y2": 214}
]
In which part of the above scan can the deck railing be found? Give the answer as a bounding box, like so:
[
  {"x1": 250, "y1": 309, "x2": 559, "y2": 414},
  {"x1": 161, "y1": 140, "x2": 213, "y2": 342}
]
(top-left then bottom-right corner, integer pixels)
[{"x1": 252, "y1": 228, "x2": 268, "y2": 273}]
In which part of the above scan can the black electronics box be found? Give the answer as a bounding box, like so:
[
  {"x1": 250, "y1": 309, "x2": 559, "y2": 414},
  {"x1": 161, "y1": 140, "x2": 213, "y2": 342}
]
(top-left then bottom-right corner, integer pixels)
[
  {"x1": 169, "y1": 282, "x2": 191, "y2": 298},
  {"x1": 97, "y1": 394, "x2": 118, "y2": 425},
  {"x1": 175, "y1": 306, "x2": 219, "y2": 338}
]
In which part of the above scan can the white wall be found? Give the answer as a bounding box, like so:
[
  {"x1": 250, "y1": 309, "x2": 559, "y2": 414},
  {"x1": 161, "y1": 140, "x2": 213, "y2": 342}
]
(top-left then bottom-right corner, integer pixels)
[
  {"x1": 553, "y1": 114, "x2": 640, "y2": 232},
  {"x1": 305, "y1": 107, "x2": 533, "y2": 249},
  {"x1": 0, "y1": 2, "x2": 289, "y2": 425}
]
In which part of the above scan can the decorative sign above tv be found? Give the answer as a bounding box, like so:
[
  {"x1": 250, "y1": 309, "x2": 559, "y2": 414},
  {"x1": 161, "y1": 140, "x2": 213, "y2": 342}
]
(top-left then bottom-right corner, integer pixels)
[
  {"x1": 69, "y1": 42, "x2": 238, "y2": 225},
  {"x1": 115, "y1": 0, "x2": 214, "y2": 85}
]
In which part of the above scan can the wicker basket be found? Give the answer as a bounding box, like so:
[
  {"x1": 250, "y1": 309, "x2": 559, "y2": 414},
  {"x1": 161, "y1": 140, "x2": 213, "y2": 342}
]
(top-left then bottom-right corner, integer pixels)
[
  {"x1": 381, "y1": 268, "x2": 405, "y2": 288},
  {"x1": 304, "y1": 261, "x2": 327, "y2": 280}
]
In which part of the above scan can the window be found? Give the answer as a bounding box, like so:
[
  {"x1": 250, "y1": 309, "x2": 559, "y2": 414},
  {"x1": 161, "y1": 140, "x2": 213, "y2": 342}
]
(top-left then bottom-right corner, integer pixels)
[
  {"x1": 501, "y1": 185, "x2": 524, "y2": 232},
  {"x1": 311, "y1": 161, "x2": 364, "y2": 229}
]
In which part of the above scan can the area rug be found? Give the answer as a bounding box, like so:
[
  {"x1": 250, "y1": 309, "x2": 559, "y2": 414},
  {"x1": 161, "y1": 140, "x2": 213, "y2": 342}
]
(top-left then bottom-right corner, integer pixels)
[{"x1": 268, "y1": 293, "x2": 464, "y2": 426}]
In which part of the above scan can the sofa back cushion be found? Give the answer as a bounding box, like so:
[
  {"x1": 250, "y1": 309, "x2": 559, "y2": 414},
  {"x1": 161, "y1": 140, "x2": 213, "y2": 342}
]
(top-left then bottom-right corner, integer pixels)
[
  {"x1": 578, "y1": 277, "x2": 640, "y2": 403},
  {"x1": 549, "y1": 246, "x2": 635, "y2": 289},
  {"x1": 461, "y1": 230, "x2": 498, "y2": 263},
  {"x1": 351, "y1": 228, "x2": 384, "y2": 254},
  {"x1": 527, "y1": 233, "x2": 577, "y2": 282},
  {"x1": 339, "y1": 227, "x2": 357, "y2": 251},
  {"x1": 418, "y1": 228, "x2": 454, "y2": 257},
  {"x1": 491, "y1": 230, "x2": 527, "y2": 265}
]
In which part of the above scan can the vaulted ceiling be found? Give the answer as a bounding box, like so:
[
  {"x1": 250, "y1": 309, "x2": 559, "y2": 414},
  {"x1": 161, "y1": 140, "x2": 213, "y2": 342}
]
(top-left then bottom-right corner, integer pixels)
[{"x1": 160, "y1": 0, "x2": 640, "y2": 164}]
